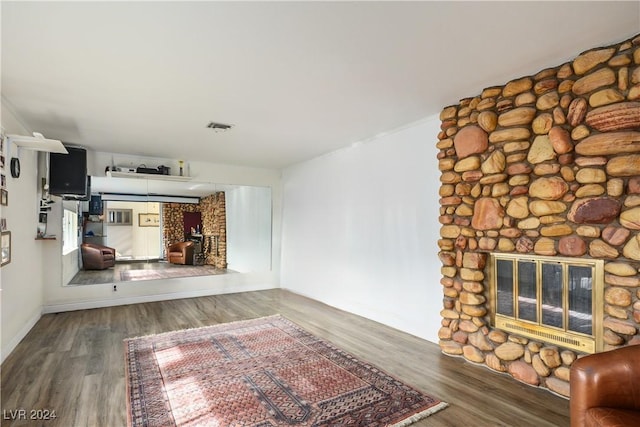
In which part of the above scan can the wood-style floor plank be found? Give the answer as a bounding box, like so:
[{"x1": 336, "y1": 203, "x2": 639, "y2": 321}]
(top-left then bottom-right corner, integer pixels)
[
  {"x1": 0, "y1": 289, "x2": 569, "y2": 426},
  {"x1": 67, "y1": 261, "x2": 230, "y2": 286}
]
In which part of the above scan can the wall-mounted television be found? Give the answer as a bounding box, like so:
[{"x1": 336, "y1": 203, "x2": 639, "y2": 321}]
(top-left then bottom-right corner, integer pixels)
[{"x1": 49, "y1": 145, "x2": 87, "y2": 197}]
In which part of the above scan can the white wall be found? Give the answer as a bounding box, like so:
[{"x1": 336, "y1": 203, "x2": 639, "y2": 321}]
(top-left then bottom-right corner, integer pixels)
[
  {"x1": 1, "y1": 104, "x2": 46, "y2": 361},
  {"x1": 106, "y1": 201, "x2": 161, "y2": 259},
  {"x1": 226, "y1": 186, "x2": 272, "y2": 272},
  {"x1": 281, "y1": 116, "x2": 443, "y2": 343}
]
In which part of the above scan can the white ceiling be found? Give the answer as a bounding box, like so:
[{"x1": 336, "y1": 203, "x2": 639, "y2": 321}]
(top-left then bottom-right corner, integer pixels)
[{"x1": 2, "y1": 2, "x2": 639, "y2": 170}]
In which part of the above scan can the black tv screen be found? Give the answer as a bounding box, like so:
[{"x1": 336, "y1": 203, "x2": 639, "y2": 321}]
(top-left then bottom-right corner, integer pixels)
[{"x1": 49, "y1": 146, "x2": 87, "y2": 196}]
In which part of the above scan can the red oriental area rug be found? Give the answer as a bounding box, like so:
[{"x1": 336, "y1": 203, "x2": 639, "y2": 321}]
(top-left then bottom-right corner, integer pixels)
[{"x1": 124, "y1": 315, "x2": 447, "y2": 426}]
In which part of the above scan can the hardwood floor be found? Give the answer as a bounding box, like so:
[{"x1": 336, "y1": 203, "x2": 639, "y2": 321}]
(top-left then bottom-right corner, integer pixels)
[
  {"x1": 0, "y1": 289, "x2": 570, "y2": 426},
  {"x1": 67, "y1": 260, "x2": 230, "y2": 285}
]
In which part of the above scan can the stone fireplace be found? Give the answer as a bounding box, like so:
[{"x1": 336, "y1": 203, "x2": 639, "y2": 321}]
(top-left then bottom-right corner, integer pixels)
[
  {"x1": 162, "y1": 192, "x2": 227, "y2": 268},
  {"x1": 437, "y1": 33, "x2": 640, "y2": 397}
]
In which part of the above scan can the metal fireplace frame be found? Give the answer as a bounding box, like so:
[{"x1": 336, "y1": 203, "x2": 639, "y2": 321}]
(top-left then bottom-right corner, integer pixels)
[{"x1": 488, "y1": 253, "x2": 604, "y2": 354}]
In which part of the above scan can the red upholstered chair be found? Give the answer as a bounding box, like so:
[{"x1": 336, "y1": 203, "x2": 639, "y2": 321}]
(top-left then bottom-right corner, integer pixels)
[
  {"x1": 167, "y1": 241, "x2": 194, "y2": 265},
  {"x1": 570, "y1": 344, "x2": 640, "y2": 426},
  {"x1": 81, "y1": 243, "x2": 116, "y2": 270}
]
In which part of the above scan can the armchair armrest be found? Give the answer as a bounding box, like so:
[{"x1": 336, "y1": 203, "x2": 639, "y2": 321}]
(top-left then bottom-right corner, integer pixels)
[
  {"x1": 167, "y1": 241, "x2": 195, "y2": 264},
  {"x1": 101, "y1": 246, "x2": 116, "y2": 256},
  {"x1": 82, "y1": 245, "x2": 102, "y2": 257},
  {"x1": 570, "y1": 345, "x2": 640, "y2": 426}
]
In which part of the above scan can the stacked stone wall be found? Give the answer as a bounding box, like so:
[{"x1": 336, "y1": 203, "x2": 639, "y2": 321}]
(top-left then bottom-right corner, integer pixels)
[
  {"x1": 437, "y1": 33, "x2": 640, "y2": 397},
  {"x1": 200, "y1": 192, "x2": 227, "y2": 268},
  {"x1": 162, "y1": 192, "x2": 227, "y2": 268},
  {"x1": 162, "y1": 203, "x2": 200, "y2": 247}
]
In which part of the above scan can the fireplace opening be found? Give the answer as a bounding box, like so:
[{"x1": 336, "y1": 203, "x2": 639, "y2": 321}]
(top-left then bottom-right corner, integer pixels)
[{"x1": 489, "y1": 253, "x2": 603, "y2": 354}]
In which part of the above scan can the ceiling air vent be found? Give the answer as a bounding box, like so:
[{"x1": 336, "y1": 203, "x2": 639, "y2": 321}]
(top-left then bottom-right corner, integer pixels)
[{"x1": 206, "y1": 122, "x2": 233, "y2": 132}]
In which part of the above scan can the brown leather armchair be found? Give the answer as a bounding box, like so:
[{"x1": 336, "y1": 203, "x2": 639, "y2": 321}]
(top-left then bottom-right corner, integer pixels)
[
  {"x1": 570, "y1": 345, "x2": 640, "y2": 426},
  {"x1": 81, "y1": 242, "x2": 116, "y2": 270},
  {"x1": 167, "y1": 241, "x2": 194, "y2": 265}
]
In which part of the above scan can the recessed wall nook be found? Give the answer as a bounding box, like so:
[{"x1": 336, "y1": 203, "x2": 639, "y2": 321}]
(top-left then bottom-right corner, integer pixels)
[{"x1": 437, "y1": 32, "x2": 640, "y2": 397}]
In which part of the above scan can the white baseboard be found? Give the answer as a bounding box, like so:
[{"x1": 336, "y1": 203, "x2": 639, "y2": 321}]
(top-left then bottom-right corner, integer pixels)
[
  {"x1": 42, "y1": 283, "x2": 277, "y2": 314},
  {"x1": 1, "y1": 308, "x2": 42, "y2": 364}
]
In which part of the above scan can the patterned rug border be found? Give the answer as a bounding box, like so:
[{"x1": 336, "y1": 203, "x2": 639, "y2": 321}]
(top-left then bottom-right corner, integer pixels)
[
  {"x1": 124, "y1": 314, "x2": 448, "y2": 426},
  {"x1": 123, "y1": 314, "x2": 284, "y2": 342}
]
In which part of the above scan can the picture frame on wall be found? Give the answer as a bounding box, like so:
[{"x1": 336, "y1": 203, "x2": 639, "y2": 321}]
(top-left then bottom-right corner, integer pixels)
[
  {"x1": 1, "y1": 231, "x2": 11, "y2": 266},
  {"x1": 139, "y1": 213, "x2": 160, "y2": 227},
  {"x1": 0, "y1": 189, "x2": 7, "y2": 206},
  {"x1": 1, "y1": 174, "x2": 5, "y2": 188}
]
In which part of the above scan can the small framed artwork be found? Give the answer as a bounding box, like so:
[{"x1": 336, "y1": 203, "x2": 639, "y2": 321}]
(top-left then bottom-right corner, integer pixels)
[
  {"x1": 1, "y1": 231, "x2": 10, "y2": 266},
  {"x1": 139, "y1": 213, "x2": 160, "y2": 227},
  {"x1": 39, "y1": 212, "x2": 48, "y2": 223},
  {"x1": 1, "y1": 174, "x2": 5, "y2": 188},
  {"x1": 0, "y1": 155, "x2": 5, "y2": 170},
  {"x1": 0, "y1": 218, "x2": 6, "y2": 231},
  {"x1": 0, "y1": 189, "x2": 7, "y2": 206}
]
